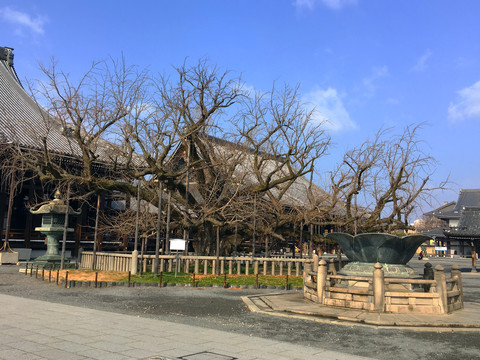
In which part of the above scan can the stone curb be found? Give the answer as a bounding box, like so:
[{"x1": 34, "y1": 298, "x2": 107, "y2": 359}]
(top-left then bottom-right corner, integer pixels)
[{"x1": 243, "y1": 294, "x2": 480, "y2": 332}]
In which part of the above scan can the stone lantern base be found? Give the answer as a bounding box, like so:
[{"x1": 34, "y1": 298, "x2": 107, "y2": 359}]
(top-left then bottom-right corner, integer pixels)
[{"x1": 0, "y1": 251, "x2": 19, "y2": 265}]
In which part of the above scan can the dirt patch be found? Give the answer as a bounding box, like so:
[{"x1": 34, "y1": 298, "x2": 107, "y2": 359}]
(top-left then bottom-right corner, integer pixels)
[{"x1": 56, "y1": 270, "x2": 128, "y2": 282}]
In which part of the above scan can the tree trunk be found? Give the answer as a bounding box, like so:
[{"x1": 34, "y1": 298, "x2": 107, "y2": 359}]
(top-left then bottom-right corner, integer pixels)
[
  {"x1": 165, "y1": 191, "x2": 171, "y2": 254},
  {"x1": 154, "y1": 182, "x2": 163, "y2": 277},
  {"x1": 92, "y1": 194, "x2": 101, "y2": 270},
  {"x1": 60, "y1": 183, "x2": 71, "y2": 269},
  {"x1": 134, "y1": 180, "x2": 140, "y2": 251},
  {"x1": 216, "y1": 226, "x2": 220, "y2": 274}
]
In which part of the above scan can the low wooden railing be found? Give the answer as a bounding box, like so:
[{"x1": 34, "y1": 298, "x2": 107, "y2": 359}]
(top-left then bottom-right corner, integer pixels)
[
  {"x1": 79, "y1": 251, "x2": 342, "y2": 276},
  {"x1": 304, "y1": 259, "x2": 464, "y2": 314}
]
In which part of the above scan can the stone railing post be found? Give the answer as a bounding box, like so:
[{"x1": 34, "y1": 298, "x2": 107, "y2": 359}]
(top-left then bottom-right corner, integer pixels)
[
  {"x1": 328, "y1": 258, "x2": 336, "y2": 275},
  {"x1": 254, "y1": 260, "x2": 259, "y2": 275},
  {"x1": 373, "y1": 262, "x2": 384, "y2": 312},
  {"x1": 312, "y1": 254, "x2": 319, "y2": 272},
  {"x1": 194, "y1": 259, "x2": 200, "y2": 274},
  {"x1": 451, "y1": 264, "x2": 464, "y2": 308},
  {"x1": 317, "y1": 260, "x2": 327, "y2": 304},
  {"x1": 131, "y1": 250, "x2": 138, "y2": 275},
  {"x1": 423, "y1": 262, "x2": 434, "y2": 292},
  {"x1": 434, "y1": 265, "x2": 447, "y2": 313},
  {"x1": 303, "y1": 262, "x2": 312, "y2": 297}
]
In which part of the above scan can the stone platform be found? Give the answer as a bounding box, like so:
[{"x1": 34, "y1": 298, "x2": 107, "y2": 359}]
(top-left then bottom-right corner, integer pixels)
[{"x1": 243, "y1": 292, "x2": 480, "y2": 331}]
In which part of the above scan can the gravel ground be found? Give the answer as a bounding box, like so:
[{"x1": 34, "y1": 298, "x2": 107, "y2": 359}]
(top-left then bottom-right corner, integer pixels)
[{"x1": 1, "y1": 257, "x2": 479, "y2": 360}]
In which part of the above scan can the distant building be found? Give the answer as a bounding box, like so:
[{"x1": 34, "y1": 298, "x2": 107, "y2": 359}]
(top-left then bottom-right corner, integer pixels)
[{"x1": 423, "y1": 189, "x2": 480, "y2": 256}]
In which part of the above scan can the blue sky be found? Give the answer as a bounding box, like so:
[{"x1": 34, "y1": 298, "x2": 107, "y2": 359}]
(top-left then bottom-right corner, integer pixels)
[{"x1": 1, "y1": 0, "x2": 479, "y2": 216}]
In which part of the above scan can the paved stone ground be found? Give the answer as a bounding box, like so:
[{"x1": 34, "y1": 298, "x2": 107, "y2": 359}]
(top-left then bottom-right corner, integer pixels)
[{"x1": 0, "y1": 257, "x2": 479, "y2": 360}]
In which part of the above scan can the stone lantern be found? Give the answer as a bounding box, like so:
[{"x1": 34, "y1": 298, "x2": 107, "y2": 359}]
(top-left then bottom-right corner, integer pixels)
[{"x1": 30, "y1": 190, "x2": 81, "y2": 269}]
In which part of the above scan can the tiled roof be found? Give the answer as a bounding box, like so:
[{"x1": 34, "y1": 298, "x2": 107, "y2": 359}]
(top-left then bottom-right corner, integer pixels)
[
  {"x1": 0, "y1": 46, "x2": 81, "y2": 155},
  {"x1": 0, "y1": 46, "x2": 137, "y2": 167},
  {"x1": 453, "y1": 189, "x2": 480, "y2": 212},
  {"x1": 424, "y1": 201, "x2": 457, "y2": 219},
  {"x1": 444, "y1": 206, "x2": 480, "y2": 239},
  {"x1": 425, "y1": 189, "x2": 480, "y2": 220}
]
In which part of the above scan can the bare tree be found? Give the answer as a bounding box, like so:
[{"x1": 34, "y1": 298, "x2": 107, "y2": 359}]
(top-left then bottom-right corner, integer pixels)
[
  {"x1": 235, "y1": 84, "x2": 331, "y2": 249},
  {"x1": 329, "y1": 124, "x2": 446, "y2": 233}
]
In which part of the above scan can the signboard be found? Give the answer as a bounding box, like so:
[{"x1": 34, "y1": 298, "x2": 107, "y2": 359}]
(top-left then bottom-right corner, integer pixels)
[
  {"x1": 170, "y1": 238, "x2": 187, "y2": 251},
  {"x1": 435, "y1": 246, "x2": 447, "y2": 251}
]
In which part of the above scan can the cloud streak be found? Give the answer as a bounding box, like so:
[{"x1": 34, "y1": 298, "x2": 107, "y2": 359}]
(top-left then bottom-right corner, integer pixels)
[
  {"x1": 362, "y1": 65, "x2": 389, "y2": 98},
  {"x1": 0, "y1": 7, "x2": 47, "y2": 35},
  {"x1": 448, "y1": 80, "x2": 480, "y2": 122},
  {"x1": 304, "y1": 88, "x2": 356, "y2": 132},
  {"x1": 294, "y1": 0, "x2": 357, "y2": 11},
  {"x1": 412, "y1": 49, "x2": 432, "y2": 72}
]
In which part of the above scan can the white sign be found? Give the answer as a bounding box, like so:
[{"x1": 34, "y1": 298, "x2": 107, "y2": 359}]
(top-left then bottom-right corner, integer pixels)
[
  {"x1": 435, "y1": 247, "x2": 447, "y2": 251},
  {"x1": 170, "y1": 238, "x2": 187, "y2": 251}
]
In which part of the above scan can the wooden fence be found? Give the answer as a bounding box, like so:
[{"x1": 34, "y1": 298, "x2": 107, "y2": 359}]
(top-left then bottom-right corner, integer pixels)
[{"x1": 79, "y1": 251, "x2": 344, "y2": 276}]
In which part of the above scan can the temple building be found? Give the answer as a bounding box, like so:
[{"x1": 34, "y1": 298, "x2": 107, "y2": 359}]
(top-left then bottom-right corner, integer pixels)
[
  {"x1": 422, "y1": 189, "x2": 480, "y2": 258},
  {"x1": 0, "y1": 46, "x2": 117, "y2": 258}
]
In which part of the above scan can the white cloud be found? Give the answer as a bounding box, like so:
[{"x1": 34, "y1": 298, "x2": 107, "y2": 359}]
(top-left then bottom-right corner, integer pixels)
[
  {"x1": 412, "y1": 49, "x2": 432, "y2": 72},
  {"x1": 448, "y1": 80, "x2": 480, "y2": 122},
  {"x1": 294, "y1": 0, "x2": 357, "y2": 11},
  {"x1": 304, "y1": 88, "x2": 356, "y2": 132},
  {"x1": 0, "y1": 7, "x2": 47, "y2": 35},
  {"x1": 235, "y1": 81, "x2": 256, "y2": 96},
  {"x1": 362, "y1": 65, "x2": 389, "y2": 98},
  {"x1": 386, "y1": 97, "x2": 400, "y2": 105}
]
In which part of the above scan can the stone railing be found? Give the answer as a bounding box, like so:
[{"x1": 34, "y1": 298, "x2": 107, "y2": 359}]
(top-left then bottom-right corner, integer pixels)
[
  {"x1": 304, "y1": 259, "x2": 464, "y2": 314},
  {"x1": 80, "y1": 251, "x2": 344, "y2": 276}
]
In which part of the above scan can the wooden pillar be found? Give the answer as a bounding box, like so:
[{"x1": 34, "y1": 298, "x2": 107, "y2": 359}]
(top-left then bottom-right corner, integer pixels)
[
  {"x1": 74, "y1": 202, "x2": 88, "y2": 257},
  {"x1": 472, "y1": 242, "x2": 477, "y2": 272},
  {"x1": 0, "y1": 191, "x2": 6, "y2": 242},
  {"x1": 23, "y1": 179, "x2": 35, "y2": 248}
]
